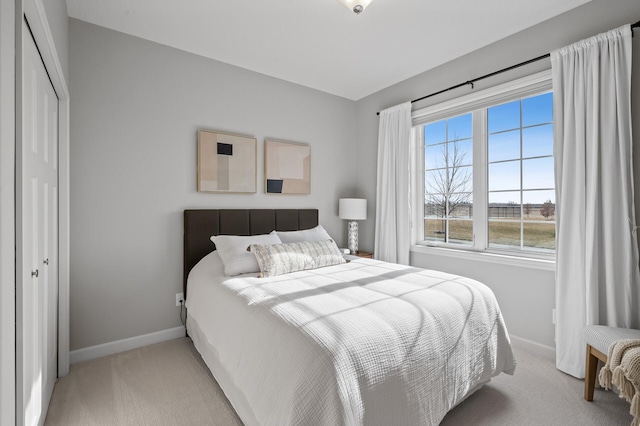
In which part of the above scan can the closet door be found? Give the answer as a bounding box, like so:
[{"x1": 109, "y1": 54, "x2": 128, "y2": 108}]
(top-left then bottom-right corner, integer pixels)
[{"x1": 18, "y1": 22, "x2": 59, "y2": 426}]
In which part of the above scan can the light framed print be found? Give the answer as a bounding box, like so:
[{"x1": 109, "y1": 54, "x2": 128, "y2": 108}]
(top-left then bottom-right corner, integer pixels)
[
  {"x1": 264, "y1": 139, "x2": 311, "y2": 195},
  {"x1": 197, "y1": 129, "x2": 257, "y2": 193}
]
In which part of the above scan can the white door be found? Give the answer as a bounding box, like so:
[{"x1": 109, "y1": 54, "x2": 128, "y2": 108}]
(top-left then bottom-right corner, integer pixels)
[{"x1": 18, "y1": 22, "x2": 59, "y2": 426}]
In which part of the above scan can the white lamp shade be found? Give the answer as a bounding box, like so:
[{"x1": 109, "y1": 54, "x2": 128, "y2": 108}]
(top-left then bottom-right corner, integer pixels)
[{"x1": 339, "y1": 198, "x2": 367, "y2": 220}]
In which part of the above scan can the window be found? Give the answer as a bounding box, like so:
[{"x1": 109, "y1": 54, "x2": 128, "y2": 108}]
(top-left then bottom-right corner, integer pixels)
[
  {"x1": 416, "y1": 71, "x2": 555, "y2": 256},
  {"x1": 424, "y1": 113, "x2": 474, "y2": 246},
  {"x1": 487, "y1": 93, "x2": 555, "y2": 252}
]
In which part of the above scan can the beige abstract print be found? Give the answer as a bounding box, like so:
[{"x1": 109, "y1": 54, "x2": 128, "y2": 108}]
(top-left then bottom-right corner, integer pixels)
[
  {"x1": 197, "y1": 130, "x2": 256, "y2": 193},
  {"x1": 264, "y1": 139, "x2": 310, "y2": 194}
]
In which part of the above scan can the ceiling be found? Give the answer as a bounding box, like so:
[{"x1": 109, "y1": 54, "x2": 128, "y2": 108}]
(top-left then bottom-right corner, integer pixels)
[{"x1": 66, "y1": 0, "x2": 591, "y2": 101}]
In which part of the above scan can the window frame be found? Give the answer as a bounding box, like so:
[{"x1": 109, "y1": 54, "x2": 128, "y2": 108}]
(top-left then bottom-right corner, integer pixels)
[{"x1": 412, "y1": 70, "x2": 554, "y2": 260}]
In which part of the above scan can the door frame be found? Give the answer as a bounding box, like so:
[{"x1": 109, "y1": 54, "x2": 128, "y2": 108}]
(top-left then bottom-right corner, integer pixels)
[{"x1": 13, "y1": 1, "x2": 70, "y2": 423}]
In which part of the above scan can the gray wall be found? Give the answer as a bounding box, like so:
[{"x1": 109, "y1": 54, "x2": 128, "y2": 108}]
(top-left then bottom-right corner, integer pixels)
[
  {"x1": 69, "y1": 19, "x2": 358, "y2": 350},
  {"x1": 355, "y1": 0, "x2": 640, "y2": 348},
  {"x1": 0, "y1": 1, "x2": 16, "y2": 424},
  {"x1": 70, "y1": 0, "x2": 640, "y2": 352}
]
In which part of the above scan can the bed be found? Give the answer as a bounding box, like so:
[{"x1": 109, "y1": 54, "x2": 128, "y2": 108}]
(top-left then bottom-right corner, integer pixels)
[{"x1": 184, "y1": 208, "x2": 516, "y2": 426}]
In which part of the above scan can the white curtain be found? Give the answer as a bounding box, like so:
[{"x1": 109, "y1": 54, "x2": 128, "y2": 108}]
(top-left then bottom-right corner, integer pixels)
[
  {"x1": 374, "y1": 102, "x2": 413, "y2": 264},
  {"x1": 552, "y1": 25, "x2": 640, "y2": 378}
]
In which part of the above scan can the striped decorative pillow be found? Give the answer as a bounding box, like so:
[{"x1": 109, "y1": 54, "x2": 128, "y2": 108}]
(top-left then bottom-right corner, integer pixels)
[{"x1": 250, "y1": 240, "x2": 346, "y2": 277}]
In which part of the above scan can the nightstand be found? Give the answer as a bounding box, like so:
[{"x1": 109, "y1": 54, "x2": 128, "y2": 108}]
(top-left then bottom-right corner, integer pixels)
[{"x1": 353, "y1": 251, "x2": 373, "y2": 259}]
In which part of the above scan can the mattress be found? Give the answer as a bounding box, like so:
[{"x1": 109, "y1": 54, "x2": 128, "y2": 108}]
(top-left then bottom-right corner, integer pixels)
[{"x1": 186, "y1": 252, "x2": 516, "y2": 426}]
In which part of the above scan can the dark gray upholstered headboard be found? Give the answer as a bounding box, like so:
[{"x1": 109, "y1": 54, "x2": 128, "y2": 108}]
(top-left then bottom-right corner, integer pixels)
[{"x1": 183, "y1": 209, "x2": 319, "y2": 297}]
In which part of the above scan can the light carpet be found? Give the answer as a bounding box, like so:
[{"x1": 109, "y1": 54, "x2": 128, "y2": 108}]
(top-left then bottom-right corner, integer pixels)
[{"x1": 45, "y1": 337, "x2": 633, "y2": 425}]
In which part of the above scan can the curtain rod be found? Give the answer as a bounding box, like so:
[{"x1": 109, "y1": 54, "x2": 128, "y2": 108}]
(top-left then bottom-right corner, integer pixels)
[{"x1": 376, "y1": 19, "x2": 640, "y2": 116}]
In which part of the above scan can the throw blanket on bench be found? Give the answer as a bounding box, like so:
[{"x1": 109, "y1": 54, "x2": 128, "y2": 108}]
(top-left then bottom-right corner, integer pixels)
[{"x1": 599, "y1": 339, "x2": 640, "y2": 426}]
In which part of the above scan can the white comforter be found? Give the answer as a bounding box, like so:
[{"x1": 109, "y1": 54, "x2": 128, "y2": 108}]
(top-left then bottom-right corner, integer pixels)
[{"x1": 186, "y1": 253, "x2": 516, "y2": 426}]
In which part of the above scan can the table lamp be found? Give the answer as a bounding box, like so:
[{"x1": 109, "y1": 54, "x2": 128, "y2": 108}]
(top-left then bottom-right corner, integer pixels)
[{"x1": 339, "y1": 198, "x2": 367, "y2": 254}]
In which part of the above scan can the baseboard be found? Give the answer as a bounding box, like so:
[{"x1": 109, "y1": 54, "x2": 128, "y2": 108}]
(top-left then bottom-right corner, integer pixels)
[
  {"x1": 70, "y1": 327, "x2": 551, "y2": 366},
  {"x1": 70, "y1": 326, "x2": 186, "y2": 364},
  {"x1": 510, "y1": 334, "x2": 556, "y2": 362}
]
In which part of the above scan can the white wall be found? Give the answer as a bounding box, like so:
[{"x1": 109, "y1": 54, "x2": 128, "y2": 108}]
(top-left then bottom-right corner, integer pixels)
[
  {"x1": 355, "y1": 0, "x2": 640, "y2": 349},
  {"x1": 69, "y1": 19, "x2": 358, "y2": 351}
]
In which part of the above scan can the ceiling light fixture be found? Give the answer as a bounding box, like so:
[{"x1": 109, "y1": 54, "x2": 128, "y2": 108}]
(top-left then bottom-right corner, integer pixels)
[{"x1": 338, "y1": 0, "x2": 372, "y2": 14}]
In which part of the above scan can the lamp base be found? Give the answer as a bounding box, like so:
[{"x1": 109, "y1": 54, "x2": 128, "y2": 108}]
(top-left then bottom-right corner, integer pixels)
[{"x1": 347, "y1": 220, "x2": 359, "y2": 254}]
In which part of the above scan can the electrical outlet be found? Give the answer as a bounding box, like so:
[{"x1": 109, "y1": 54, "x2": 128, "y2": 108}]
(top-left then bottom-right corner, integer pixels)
[{"x1": 176, "y1": 292, "x2": 184, "y2": 307}]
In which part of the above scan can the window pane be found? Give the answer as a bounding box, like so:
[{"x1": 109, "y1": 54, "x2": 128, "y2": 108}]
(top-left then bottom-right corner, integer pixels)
[
  {"x1": 425, "y1": 193, "x2": 470, "y2": 217},
  {"x1": 427, "y1": 113, "x2": 473, "y2": 247},
  {"x1": 538, "y1": 200, "x2": 556, "y2": 221},
  {"x1": 448, "y1": 113, "x2": 472, "y2": 140},
  {"x1": 488, "y1": 100, "x2": 520, "y2": 133},
  {"x1": 489, "y1": 191, "x2": 521, "y2": 220},
  {"x1": 523, "y1": 124, "x2": 553, "y2": 158},
  {"x1": 424, "y1": 199, "x2": 444, "y2": 218},
  {"x1": 522, "y1": 92, "x2": 553, "y2": 127},
  {"x1": 425, "y1": 144, "x2": 446, "y2": 170},
  {"x1": 425, "y1": 195, "x2": 445, "y2": 217},
  {"x1": 523, "y1": 190, "x2": 554, "y2": 219},
  {"x1": 449, "y1": 196, "x2": 473, "y2": 218},
  {"x1": 448, "y1": 220, "x2": 473, "y2": 244},
  {"x1": 489, "y1": 190, "x2": 521, "y2": 205},
  {"x1": 453, "y1": 139, "x2": 473, "y2": 167},
  {"x1": 449, "y1": 166, "x2": 473, "y2": 193},
  {"x1": 523, "y1": 222, "x2": 555, "y2": 252},
  {"x1": 489, "y1": 160, "x2": 520, "y2": 191},
  {"x1": 426, "y1": 165, "x2": 472, "y2": 195},
  {"x1": 424, "y1": 218, "x2": 445, "y2": 242},
  {"x1": 425, "y1": 121, "x2": 446, "y2": 146},
  {"x1": 425, "y1": 169, "x2": 447, "y2": 194},
  {"x1": 523, "y1": 157, "x2": 554, "y2": 189},
  {"x1": 489, "y1": 220, "x2": 521, "y2": 249},
  {"x1": 523, "y1": 189, "x2": 555, "y2": 205},
  {"x1": 488, "y1": 130, "x2": 520, "y2": 162}
]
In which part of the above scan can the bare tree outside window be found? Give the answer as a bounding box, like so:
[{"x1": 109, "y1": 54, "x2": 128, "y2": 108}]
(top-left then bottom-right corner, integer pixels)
[
  {"x1": 523, "y1": 203, "x2": 532, "y2": 218},
  {"x1": 425, "y1": 142, "x2": 472, "y2": 242}
]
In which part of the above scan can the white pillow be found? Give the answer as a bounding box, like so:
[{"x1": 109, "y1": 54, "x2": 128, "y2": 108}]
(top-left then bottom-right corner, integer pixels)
[
  {"x1": 276, "y1": 225, "x2": 340, "y2": 251},
  {"x1": 210, "y1": 231, "x2": 282, "y2": 276},
  {"x1": 250, "y1": 240, "x2": 346, "y2": 277}
]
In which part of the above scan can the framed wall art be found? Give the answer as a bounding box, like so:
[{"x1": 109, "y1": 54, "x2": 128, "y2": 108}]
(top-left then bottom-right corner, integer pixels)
[
  {"x1": 264, "y1": 139, "x2": 311, "y2": 194},
  {"x1": 197, "y1": 129, "x2": 257, "y2": 193}
]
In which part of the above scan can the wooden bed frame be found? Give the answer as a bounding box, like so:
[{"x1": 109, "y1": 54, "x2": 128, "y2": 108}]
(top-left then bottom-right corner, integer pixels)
[{"x1": 183, "y1": 209, "x2": 319, "y2": 297}]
